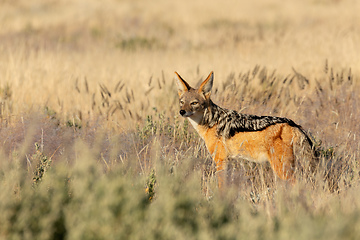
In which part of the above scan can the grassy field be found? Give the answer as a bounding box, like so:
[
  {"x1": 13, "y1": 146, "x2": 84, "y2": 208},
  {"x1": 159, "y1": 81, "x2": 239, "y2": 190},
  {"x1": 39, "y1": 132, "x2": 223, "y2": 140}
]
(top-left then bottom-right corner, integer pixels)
[{"x1": 1, "y1": 0, "x2": 360, "y2": 239}]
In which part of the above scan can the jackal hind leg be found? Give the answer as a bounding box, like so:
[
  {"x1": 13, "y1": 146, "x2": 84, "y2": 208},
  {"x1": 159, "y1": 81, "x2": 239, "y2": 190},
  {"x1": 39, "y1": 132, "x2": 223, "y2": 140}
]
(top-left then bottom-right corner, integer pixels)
[{"x1": 268, "y1": 138, "x2": 295, "y2": 181}]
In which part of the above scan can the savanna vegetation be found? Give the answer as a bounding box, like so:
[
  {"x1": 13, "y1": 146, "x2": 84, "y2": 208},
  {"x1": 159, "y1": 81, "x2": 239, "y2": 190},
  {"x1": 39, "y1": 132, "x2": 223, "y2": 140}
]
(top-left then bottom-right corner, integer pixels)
[{"x1": 0, "y1": 0, "x2": 360, "y2": 239}]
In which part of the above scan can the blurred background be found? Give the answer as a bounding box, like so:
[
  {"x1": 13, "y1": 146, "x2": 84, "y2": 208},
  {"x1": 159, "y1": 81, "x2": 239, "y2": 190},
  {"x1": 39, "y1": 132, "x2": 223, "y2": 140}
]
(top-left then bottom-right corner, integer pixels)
[{"x1": 0, "y1": 0, "x2": 359, "y2": 127}]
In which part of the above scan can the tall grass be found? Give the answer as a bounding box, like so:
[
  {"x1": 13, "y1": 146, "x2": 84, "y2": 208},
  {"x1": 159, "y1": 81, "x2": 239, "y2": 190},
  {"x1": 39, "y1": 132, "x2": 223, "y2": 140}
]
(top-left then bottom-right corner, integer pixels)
[
  {"x1": 1, "y1": 125, "x2": 360, "y2": 240},
  {"x1": 1, "y1": 0, "x2": 360, "y2": 239},
  {"x1": 0, "y1": 62, "x2": 359, "y2": 239}
]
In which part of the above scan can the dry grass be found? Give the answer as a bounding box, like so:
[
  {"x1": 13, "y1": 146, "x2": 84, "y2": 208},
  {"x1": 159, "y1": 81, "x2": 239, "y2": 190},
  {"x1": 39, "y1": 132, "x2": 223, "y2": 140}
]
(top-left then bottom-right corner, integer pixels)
[
  {"x1": 1, "y1": 0, "x2": 359, "y2": 123},
  {"x1": 0, "y1": 0, "x2": 360, "y2": 239}
]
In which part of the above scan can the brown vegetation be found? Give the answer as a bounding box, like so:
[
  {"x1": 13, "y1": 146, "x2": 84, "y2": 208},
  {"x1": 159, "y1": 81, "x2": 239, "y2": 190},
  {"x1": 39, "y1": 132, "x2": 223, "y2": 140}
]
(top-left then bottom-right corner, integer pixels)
[{"x1": 0, "y1": 0, "x2": 360, "y2": 239}]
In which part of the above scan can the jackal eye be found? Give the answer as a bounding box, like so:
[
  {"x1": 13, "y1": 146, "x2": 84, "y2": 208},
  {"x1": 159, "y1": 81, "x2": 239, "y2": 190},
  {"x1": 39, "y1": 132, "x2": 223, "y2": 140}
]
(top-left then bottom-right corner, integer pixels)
[
  {"x1": 190, "y1": 101, "x2": 199, "y2": 106},
  {"x1": 179, "y1": 100, "x2": 185, "y2": 105}
]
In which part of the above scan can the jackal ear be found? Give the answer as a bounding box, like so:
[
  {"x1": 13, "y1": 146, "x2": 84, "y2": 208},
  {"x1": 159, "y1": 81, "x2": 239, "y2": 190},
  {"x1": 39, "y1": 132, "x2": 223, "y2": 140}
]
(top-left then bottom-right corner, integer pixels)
[
  {"x1": 175, "y1": 72, "x2": 191, "y2": 96},
  {"x1": 198, "y1": 71, "x2": 214, "y2": 99}
]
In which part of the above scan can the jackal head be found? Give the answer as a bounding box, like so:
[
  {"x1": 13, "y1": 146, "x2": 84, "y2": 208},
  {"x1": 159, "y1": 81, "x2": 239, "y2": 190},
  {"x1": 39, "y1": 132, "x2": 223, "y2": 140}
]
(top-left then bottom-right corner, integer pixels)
[{"x1": 174, "y1": 71, "x2": 214, "y2": 124}]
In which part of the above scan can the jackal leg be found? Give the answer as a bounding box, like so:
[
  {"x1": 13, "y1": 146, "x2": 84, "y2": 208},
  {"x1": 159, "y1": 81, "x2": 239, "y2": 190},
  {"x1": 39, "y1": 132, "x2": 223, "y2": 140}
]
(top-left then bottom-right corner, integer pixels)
[
  {"x1": 211, "y1": 143, "x2": 228, "y2": 189},
  {"x1": 268, "y1": 138, "x2": 295, "y2": 180},
  {"x1": 215, "y1": 160, "x2": 226, "y2": 189}
]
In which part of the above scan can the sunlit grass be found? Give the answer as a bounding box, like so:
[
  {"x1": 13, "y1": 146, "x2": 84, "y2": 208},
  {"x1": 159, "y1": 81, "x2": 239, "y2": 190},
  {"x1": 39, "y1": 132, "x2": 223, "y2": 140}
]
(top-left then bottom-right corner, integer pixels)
[{"x1": 0, "y1": 0, "x2": 360, "y2": 239}]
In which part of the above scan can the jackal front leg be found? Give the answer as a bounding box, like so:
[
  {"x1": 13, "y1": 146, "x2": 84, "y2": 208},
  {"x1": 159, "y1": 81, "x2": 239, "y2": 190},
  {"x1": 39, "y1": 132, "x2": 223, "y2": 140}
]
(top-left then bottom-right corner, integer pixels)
[{"x1": 211, "y1": 143, "x2": 228, "y2": 189}]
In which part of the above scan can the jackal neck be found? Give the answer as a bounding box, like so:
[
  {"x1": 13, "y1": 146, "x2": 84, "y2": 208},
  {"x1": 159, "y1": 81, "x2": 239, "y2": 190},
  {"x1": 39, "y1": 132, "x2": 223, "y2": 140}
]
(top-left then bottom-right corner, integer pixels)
[{"x1": 200, "y1": 101, "x2": 299, "y2": 139}]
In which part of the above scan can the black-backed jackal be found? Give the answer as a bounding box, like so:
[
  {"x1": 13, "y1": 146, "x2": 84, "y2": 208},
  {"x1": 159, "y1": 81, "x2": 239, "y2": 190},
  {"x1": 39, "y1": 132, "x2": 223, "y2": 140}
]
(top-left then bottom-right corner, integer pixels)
[{"x1": 175, "y1": 71, "x2": 316, "y2": 187}]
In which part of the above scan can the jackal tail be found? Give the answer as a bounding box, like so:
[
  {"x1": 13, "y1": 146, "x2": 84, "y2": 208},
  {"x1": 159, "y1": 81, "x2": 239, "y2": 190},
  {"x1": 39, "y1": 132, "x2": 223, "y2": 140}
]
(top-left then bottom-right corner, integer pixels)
[{"x1": 293, "y1": 127, "x2": 319, "y2": 177}]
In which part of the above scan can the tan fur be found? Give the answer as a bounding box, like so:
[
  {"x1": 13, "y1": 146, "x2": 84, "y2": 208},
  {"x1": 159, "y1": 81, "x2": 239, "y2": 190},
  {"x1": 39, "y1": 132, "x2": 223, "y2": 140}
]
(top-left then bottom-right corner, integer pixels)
[{"x1": 175, "y1": 71, "x2": 315, "y2": 187}]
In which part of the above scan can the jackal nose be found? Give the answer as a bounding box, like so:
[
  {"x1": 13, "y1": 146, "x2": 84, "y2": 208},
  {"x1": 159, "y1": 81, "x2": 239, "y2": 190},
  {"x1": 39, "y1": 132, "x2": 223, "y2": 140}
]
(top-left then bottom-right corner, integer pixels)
[{"x1": 179, "y1": 110, "x2": 186, "y2": 116}]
